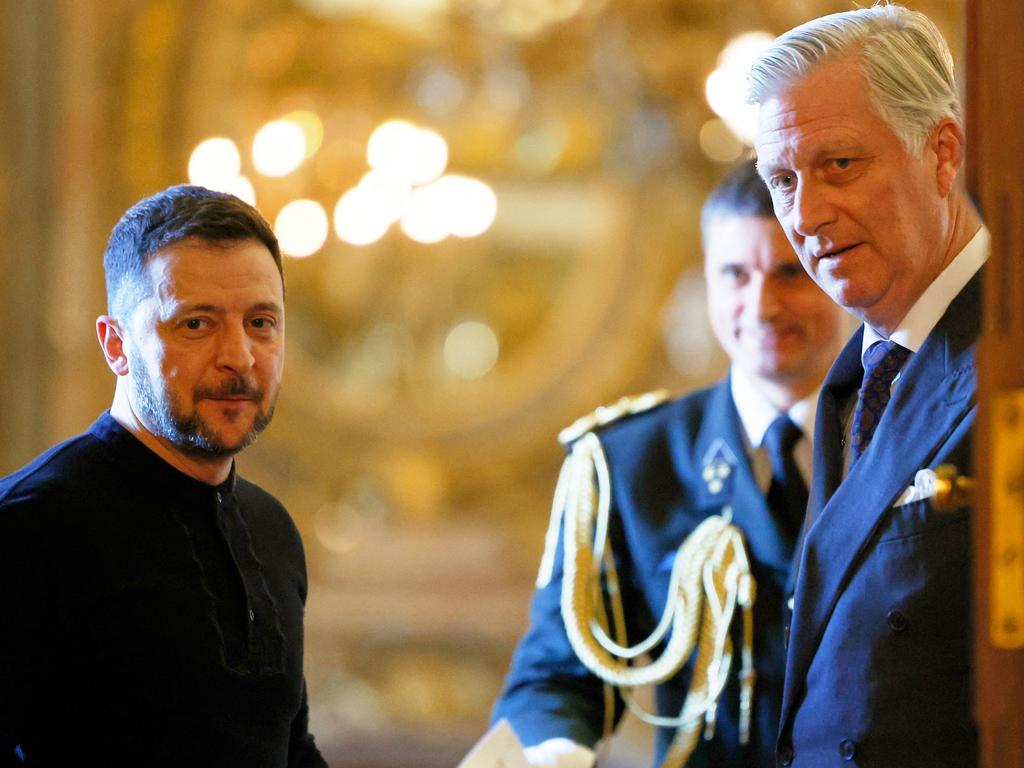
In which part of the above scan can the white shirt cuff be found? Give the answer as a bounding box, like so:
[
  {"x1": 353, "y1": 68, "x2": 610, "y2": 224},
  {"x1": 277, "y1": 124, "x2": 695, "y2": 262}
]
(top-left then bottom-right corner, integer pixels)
[{"x1": 523, "y1": 738, "x2": 596, "y2": 768}]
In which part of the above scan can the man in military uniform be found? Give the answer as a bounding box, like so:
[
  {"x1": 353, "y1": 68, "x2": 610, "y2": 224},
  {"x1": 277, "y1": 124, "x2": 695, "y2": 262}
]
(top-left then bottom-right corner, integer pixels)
[{"x1": 490, "y1": 159, "x2": 846, "y2": 768}]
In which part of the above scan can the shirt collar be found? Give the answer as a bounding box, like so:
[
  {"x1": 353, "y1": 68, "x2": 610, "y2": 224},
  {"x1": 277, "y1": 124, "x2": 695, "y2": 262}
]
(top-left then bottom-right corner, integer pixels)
[
  {"x1": 862, "y1": 226, "x2": 989, "y2": 361},
  {"x1": 90, "y1": 410, "x2": 237, "y2": 498},
  {"x1": 729, "y1": 363, "x2": 819, "y2": 449}
]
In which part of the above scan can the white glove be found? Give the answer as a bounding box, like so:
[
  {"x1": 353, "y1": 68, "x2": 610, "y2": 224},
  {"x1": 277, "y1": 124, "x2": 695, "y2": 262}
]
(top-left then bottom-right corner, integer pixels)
[{"x1": 523, "y1": 739, "x2": 596, "y2": 768}]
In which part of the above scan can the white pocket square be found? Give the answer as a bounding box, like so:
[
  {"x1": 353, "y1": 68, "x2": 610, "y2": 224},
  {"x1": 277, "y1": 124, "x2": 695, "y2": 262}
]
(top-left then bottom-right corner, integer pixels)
[{"x1": 893, "y1": 468, "x2": 937, "y2": 507}]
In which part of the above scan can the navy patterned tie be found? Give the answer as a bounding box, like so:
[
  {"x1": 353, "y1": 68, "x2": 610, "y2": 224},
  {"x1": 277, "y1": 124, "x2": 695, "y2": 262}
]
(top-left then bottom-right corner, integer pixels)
[
  {"x1": 763, "y1": 416, "x2": 808, "y2": 541},
  {"x1": 850, "y1": 341, "x2": 912, "y2": 463}
]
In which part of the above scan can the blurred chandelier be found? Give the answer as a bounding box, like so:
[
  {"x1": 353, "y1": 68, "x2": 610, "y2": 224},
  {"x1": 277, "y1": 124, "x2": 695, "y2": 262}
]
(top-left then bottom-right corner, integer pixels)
[
  {"x1": 138, "y1": 0, "x2": 751, "y2": 413},
  {"x1": 187, "y1": 115, "x2": 498, "y2": 256}
]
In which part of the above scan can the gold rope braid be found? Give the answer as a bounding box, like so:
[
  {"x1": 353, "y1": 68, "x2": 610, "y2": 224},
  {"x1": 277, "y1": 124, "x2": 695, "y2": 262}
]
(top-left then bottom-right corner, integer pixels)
[{"x1": 537, "y1": 431, "x2": 757, "y2": 768}]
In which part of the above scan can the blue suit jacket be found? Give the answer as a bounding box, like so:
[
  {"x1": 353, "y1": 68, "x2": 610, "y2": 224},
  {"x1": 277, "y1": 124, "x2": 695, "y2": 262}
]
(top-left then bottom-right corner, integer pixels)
[
  {"x1": 493, "y1": 378, "x2": 797, "y2": 767},
  {"x1": 778, "y1": 273, "x2": 980, "y2": 767}
]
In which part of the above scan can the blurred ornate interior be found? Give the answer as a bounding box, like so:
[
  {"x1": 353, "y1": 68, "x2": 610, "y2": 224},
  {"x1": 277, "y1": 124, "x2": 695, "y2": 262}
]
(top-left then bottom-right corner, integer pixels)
[{"x1": 0, "y1": 0, "x2": 961, "y2": 765}]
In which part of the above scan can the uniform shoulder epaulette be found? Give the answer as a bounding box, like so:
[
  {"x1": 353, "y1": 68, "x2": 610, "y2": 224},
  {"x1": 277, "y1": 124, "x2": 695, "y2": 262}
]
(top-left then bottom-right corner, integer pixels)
[{"x1": 558, "y1": 389, "x2": 671, "y2": 445}]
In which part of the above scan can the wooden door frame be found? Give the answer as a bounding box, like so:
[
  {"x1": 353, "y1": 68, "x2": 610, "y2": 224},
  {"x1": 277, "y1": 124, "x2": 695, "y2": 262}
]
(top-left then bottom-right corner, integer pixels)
[{"x1": 967, "y1": 0, "x2": 1024, "y2": 765}]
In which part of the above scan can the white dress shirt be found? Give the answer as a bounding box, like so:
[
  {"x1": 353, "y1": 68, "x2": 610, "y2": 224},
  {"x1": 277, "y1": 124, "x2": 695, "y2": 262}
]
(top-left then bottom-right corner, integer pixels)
[
  {"x1": 843, "y1": 227, "x2": 990, "y2": 472},
  {"x1": 730, "y1": 363, "x2": 818, "y2": 491},
  {"x1": 861, "y1": 226, "x2": 989, "y2": 358}
]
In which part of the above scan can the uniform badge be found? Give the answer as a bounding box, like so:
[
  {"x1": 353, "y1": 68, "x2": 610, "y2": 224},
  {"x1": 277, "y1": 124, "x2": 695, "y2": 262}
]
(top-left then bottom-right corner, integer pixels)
[{"x1": 701, "y1": 438, "x2": 738, "y2": 497}]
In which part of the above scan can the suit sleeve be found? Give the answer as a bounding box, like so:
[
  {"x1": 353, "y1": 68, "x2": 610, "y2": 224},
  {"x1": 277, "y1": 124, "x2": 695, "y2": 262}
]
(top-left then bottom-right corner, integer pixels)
[
  {"x1": 287, "y1": 678, "x2": 328, "y2": 768},
  {"x1": 490, "y1": 520, "x2": 626, "y2": 749},
  {"x1": 0, "y1": 499, "x2": 39, "y2": 766}
]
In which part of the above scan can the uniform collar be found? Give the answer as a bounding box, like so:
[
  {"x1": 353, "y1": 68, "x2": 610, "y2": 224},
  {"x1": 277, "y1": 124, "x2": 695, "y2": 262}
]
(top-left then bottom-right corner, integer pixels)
[{"x1": 729, "y1": 363, "x2": 819, "y2": 449}]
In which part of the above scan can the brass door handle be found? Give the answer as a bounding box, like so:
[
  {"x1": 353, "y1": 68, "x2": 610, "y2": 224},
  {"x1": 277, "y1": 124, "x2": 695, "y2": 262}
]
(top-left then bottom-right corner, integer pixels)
[{"x1": 933, "y1": 464, "x2": 976, "y2": 512}]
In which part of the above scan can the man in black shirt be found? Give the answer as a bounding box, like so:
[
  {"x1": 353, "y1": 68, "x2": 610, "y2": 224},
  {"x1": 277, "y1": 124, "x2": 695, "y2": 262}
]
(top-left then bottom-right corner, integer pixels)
[{"x1": 0, "y1": 185, "x2": 327, "y2": 767}]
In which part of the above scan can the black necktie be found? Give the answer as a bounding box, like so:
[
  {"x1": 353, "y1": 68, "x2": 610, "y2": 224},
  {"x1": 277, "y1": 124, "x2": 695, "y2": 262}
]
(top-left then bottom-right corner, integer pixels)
[{"x1": 763, "y1": 416, "x2": 808, "y2": 541}]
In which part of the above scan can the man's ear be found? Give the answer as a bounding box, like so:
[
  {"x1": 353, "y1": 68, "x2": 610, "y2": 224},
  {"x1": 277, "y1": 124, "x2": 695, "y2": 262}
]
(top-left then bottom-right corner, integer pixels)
[
  {"x1": 97, "y1": 315, "x2": 130, "y2": 376},
  {"x1": 931, "y1": 117, "x2": 965, "y2": 198}
]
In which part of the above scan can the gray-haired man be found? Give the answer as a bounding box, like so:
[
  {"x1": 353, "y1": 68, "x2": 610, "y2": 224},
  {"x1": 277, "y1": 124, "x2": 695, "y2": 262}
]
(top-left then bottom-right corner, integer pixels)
[{"x1": 751, "y1": 4, "x2": 984, "y2": 766}]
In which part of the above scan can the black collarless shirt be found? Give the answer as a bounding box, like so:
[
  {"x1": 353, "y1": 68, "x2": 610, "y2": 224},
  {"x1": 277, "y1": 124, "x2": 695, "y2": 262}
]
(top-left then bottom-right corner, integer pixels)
[{"x1": 0, "y1": 412, "x2": 325, "y2": 767}]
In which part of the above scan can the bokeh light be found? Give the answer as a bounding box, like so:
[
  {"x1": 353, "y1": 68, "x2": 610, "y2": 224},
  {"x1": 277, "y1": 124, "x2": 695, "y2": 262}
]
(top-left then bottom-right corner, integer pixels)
[
  {"x1": 284, "y1": 110, "x2": 325, "y2": 159},
  {"x1": 190, "y1": 116, "x2": 494, "y2": 250},
  {"x1": 334, "y1": 188, "x2": 394, "y2": 246},
  {"x1": 400, "y1": 183, "x2": 450, "y2": 244},
  {"x1": 275, "y1": 199, "x2": 328, "y2": 257},
  {"x1": 357, "y1": 170, "x2": 413, "y2": 223},
  {"x1": 367, "y1": 120, "x2": 449, "y2": 186},
  {"x1": 443, "y1": 320, "x2": 500, "y2": 380},
  {"x1": 410, "y1": 61, "x2": 466, "y2": 117},
  {"x1": 435, "y1": 175, "x2": 498, "y2": 238},
  {"x1": 484, "y1": 60, "x2": 532, "y2": 114},
  {"x1": 408, "y1": 128, "x2": 449, "y2": 185},
  {"x1": 398, "y1": 174, "x2": 497, "y2": 243},
  {"x1": 224, "y1": 174, "x2": 258, "y2": 205},
  {"x1": 514, "y1": 121, "x2": 567, "y2": 175},
  {"x1": 699, "y1": 118, "x2": 745, "y2": 164},
  {"x1": 367, "y1": 120, "x2": 418, "y2": 170},
  {"x1": 705, "y1": 31, "x2": 774, "y2": 145},
  {"x1": 188, "y1": 138, "x2": 242, "y2": 190},
  {"x1": 253, "y1": 120, "x2": 308, "y2": 177}
]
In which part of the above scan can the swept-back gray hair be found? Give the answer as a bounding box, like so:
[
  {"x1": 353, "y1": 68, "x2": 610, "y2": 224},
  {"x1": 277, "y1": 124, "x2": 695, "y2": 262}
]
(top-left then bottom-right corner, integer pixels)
[{"x1": 747, "y1": 2, "x2": 960, "y2": 156}]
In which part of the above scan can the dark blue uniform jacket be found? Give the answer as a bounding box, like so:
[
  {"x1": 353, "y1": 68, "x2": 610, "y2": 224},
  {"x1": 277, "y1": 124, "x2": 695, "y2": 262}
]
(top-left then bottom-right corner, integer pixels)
[{"x1": 493, "y1": 378, "x2": 797, "y2": 767}]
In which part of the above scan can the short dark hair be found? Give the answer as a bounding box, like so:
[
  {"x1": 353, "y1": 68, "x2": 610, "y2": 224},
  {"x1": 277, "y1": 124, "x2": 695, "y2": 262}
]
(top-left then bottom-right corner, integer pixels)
[
  {"x1": 103, "y1": 184, "x2": 283, "y2": 318},
  {"x1": 701, "y1": 158, "x2": 774, "y2": 244}
]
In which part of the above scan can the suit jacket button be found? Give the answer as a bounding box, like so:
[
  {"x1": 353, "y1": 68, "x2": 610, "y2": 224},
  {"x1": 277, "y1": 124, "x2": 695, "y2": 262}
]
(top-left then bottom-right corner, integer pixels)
[
  {"x1": 887, "y1": 609, "x2": 908, "y2": 632},
  {"x1": 778, "y1": 744, "x2": 794, "y2": 766},
  {"x1": 840, "y1": 738, "x2": 857, "y2": 761}
]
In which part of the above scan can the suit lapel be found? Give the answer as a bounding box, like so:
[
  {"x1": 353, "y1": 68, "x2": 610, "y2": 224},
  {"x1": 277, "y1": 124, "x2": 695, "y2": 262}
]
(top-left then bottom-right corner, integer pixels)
[
  {"x1": 780, "y1": 338, "x2": 862, "y2": 600},
  {"x1": 816, "y1": 328, "x2": 865, "y2": 505},
  {"x1": 781, "y1": 273, "x2": 981, "y2": 724}
]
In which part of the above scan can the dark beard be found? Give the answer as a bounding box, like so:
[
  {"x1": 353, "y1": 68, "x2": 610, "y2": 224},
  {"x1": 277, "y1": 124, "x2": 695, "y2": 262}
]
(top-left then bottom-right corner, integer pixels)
[{"x1": 131, "y1": 365, "x2": 276, "y2": 458}]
